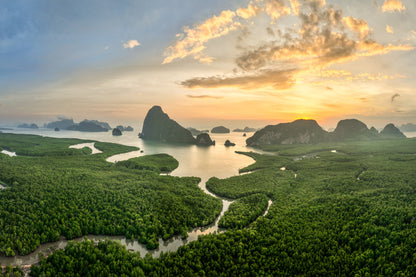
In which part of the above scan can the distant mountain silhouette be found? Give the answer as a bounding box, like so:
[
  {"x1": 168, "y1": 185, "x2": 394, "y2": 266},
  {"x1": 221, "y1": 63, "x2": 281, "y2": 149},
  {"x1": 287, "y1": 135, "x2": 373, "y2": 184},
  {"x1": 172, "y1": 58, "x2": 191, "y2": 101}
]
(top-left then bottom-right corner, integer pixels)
[
  {"x1": 400, "y1": 123, "x2": 416, "y2": 132},
  {"x1": 46, "y1": 119, "x2": 74, "y2": 130},
  {"x1": 116, "y1": 125, "x2": 134, "y2": 132},
  {"x1": 332, "y1": 119, "x2": 379, "y2": 140},
  {"x1": 247, "y1": 119, "x2": 406, "y2": 147},
  {"x1": 211, "y1": 126, "x2": 230, "y2": 134},
  {"x1": 17, "y1": 123, "x2": 38, "y2": 129},
  {"x1": 233, "y1": 127, "x2": 257, "y2": 132},
  {"x1": 380, "y1": 123, "x2": 406, "y2": 138},
  {"x1": 139, "y1": 106, "x2": 196, "y2": 144},
  {"x1": 246, "y1": 119, "x2": 328, "y2": 147},
  {"x1": 67, "y1": 120, "x2": 111, "y2": 132}
]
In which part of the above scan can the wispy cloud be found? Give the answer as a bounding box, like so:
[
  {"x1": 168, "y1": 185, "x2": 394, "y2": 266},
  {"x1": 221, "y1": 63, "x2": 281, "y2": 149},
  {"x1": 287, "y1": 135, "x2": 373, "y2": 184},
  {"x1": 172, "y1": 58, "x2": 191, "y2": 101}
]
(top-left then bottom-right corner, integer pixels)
[
  {"x1": 318, "y1": 70, "x2": 406, "y2": 82},
  {"x1": 163, "y1": 10, "x2": 239, "y2": 64},
  {"x1": 382, "y1": 0, "x2": 406, "y2": 13},
  {"x1": 186, "y1": 95, "x2": 223, "y2": 99},
  {"x1": 386, "y1": 25, "x2": 394, "y2": 34},
  {"x1": 123, "y1": 40, "x2": 141, "y2": 49},
  {"x1": 181, "y1": 69, "x2": 298, "y2": 90}
]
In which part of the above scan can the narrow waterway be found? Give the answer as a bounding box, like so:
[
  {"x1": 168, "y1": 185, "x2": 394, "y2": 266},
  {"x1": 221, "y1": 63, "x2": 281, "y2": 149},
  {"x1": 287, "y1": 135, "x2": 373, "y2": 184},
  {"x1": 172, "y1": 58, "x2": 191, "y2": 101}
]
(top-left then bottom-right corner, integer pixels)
[{"x1": 0, "y1": 144, "x2": 248, "y2": 266}]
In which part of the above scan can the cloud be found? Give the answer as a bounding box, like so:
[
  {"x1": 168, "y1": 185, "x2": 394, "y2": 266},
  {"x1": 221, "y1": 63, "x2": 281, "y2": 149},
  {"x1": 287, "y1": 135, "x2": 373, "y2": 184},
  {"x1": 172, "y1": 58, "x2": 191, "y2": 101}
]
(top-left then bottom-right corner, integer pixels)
[
  {"x1": 104, "y1": 46, "x2": 110, "y2": 50},
  {"x1": 233, "y1": 3, "x2": 412, "y2": 72},
  {"x1": 181, "y1": 68, "x2": 298, "y2": 90},
  {"x1": 264, "y1": 0, "x2": 291, "y2": 22},
  {"x1": 186, "y1": 95, "x2": 223, "y2": 99},
  {"x1": 318, "y1": 70, "x2": 406, "y2": 82},
  {"x1": 289, "y1": 0, "x2": 301, "y2": 15},
  {"x1": 382, "y1": 0, "x2": 406, "y2": 13},
  {"x1": 163, "y1": 10, "x2": 239, "y2": 64},
  {"x1": 343, "y1": 16, "x2": 371, "y2": 39},
  {"x1": 123, "y1": 40, "x2": 141, "y2": 49},
  {"x1": 177, "y1": 0, "x2": 412, "y2": 90},
  {"x1": 391, "y1": 93, "x2": 400, "y2": 103},
  {"x1": 386, "y1": 25, "x2": 394, "y2": 34},
  {"x1": 236, "y1": 2, "x2": 262, "y2": 19}
]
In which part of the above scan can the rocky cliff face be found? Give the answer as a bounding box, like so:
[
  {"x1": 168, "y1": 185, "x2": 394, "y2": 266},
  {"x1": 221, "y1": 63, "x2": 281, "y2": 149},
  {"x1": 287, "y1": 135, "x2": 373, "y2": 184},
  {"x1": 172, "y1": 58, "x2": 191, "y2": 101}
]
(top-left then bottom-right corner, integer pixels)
[
  {"x1": 246, "y1": 119, "x2": 328, "y2": 147},
  {"x1": 140, "y1": 106, "x2": 196, "y2": 144},
  {"x1": 380, "y1": 123, "x2": 406, "y2": 138}
]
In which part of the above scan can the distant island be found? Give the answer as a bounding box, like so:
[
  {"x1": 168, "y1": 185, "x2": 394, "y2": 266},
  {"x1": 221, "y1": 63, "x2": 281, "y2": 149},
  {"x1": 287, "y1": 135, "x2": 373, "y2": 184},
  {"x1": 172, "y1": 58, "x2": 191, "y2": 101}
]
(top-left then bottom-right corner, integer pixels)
[
  {"x1": 224, "y1": 139, "x2": 235, "y2": 147},
  {"x1": 45, "y1": 118, "x2": 74, "y2": 130},
  {"x1": 112, "y1": 128, "x2": 122, "y2": 136},
  {"x1": 233, "y1": 127, "x2": 257, "y2": 132},
  {"x1": 196, "y1": 133, "x2": 215, "y2": 146},
  {"x1": 247, "y1": 118, "x2": 405, "y2": 147},
  {"x1": 140, "y1": 106, "x2": 214, "y2": 146},
  {"x1": 400, "y1": 123, "x2": 416, "y2": 132},
  {"x1": 66, "y1": 120, "x2": 111, "y2": 132},
  {"x1": 211, "y1": 126, "x2": 230, "y2": 134},
  {"x1": 116, "y1": 125, "x2": 134, "y2": 132},
  {"x1": 45, "y1": 118, "x2": 112, "y2": 132},
  {"x1": 17, "y1": 123, "x2": 39, "y2": 129}
]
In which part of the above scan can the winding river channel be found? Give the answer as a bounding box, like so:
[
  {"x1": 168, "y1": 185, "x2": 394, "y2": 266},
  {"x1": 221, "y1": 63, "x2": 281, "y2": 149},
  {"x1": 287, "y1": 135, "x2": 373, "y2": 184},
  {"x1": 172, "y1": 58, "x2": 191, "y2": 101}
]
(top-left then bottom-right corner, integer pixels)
[{"x1": 0, "y1": 131, "x2": 273, "y2": 267}]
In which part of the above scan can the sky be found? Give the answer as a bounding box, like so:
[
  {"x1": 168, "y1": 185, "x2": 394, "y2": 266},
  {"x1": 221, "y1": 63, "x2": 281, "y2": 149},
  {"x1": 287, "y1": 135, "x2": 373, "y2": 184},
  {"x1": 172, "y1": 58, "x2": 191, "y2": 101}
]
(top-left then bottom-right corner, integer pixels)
[{"x1": 0, "y1": 0, "x2": 415, "y2": 129}]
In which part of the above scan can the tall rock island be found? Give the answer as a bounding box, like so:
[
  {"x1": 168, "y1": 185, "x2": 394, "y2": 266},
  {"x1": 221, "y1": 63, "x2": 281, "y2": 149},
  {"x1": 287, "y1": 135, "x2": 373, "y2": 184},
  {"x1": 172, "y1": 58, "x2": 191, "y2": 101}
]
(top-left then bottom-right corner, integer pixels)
[{"x1": 140, "y1": 106, "x2": 196, "y2": 144}]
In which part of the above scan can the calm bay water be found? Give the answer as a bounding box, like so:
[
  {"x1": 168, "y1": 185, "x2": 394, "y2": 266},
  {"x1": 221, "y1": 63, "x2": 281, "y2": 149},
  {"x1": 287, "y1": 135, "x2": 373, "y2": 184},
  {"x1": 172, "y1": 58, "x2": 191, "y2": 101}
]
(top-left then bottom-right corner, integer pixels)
[
  {"x1": 3, "y1": 128, "x2": 261, "y2": 180},
  {"x1": 0, "y1": 128, "x2": 264, "y2": 266}
]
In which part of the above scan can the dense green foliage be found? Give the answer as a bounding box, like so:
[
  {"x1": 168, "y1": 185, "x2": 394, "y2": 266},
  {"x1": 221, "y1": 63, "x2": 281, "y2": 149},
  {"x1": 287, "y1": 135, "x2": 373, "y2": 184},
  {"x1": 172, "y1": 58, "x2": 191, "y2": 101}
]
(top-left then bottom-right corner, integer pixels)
[
  {"x1": 30, "y1": 137, "x2": 416, "y2": 276},
  {"x1": 218, "y1": 194, "x2": 269, "y2": 229},
  {"x1": 0, "y1": 266, "x2": 23, "y2": 277},
  {"x1": 0, "y1": 133, "x2": 221, "y2": 256},
  {"x1": 0, "y1": 133, "x2": 93, "y2": 156},
  {"x1": 116, "y1": 154, "x2": 179, "y2": 173}
]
